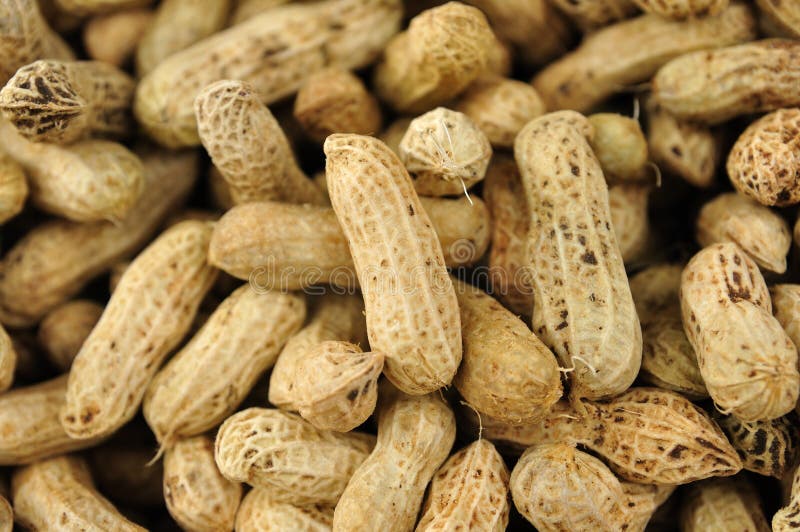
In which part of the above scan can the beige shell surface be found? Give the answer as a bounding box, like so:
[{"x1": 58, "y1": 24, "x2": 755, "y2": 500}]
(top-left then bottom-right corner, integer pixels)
[
  {"x1": 588, "y1": 113, "x2": 648, "y2": 183},
  {"x1": 235, "y1": 489, "x2": 333, "y2": 532},
  {"x1": 0, "y1": 151, "x2": 27, "y2": 225},
  {"x1": 533, "y1": 4, "x2": 756, "y2": 112},
  {"x1": 0, "y1": 324, "x2": 14, "y2": 393},
  {"x1": 399, "y1": 107, "x2": 492, "y2": 196},
  {"x1": 62, "y1": 221, "x2": 218, "y2": 440},
  {"x1": 633, "y1": 0, "x2": 728, "y2": 19},
  {"x1": 83, "y1": 8, "x2": 153, "y2": 67},
  {"x1": 38, "y1": 299, "x2": 103, "y2": 371},
  {"x1": 548, "y1": 0, "x2": 638, "y2": 31},
  {"x1": 215, "y1": 408, "x2": 374, "y2": 505},
  {"x1": 453, "y1": 277, "x2": 562, "y2": 424},
  {"x1": 653, "y1": 40, "x2": 800, "y2": 125},
  {"x1": 608, "y1": 183, "x2": 650, "y2": 264},
  {"x1": 680, "y1": 242, "x2": 800, "y2": 421},
  {"x1": 771, "y1": 284, "x2": 800, "y2": 351},
  {"x1": 164, "y1": 435, "x2": 243, "y2": 532},
  {"x1": 416, "y1": 439, "x2": 509, "y2": 532},
  {"x1": 515, "y1": 111, "x2": 641, "y2": 401},
  {"x1": 756, "y1": 0, "x2": 800, "y2": 38},
  {"x1": 629, "y1": 263, "x2": 684, "y2": 324},
  {"x1": 144, "y1": 286, "x2": 306, "y2": 446},
  {"x1": 325, "y1": 134, "x2": 461, "y2": 395},
  {"x1": 726, "y1": 108, "x2": 800, "y2": 207},
  {"x1": 680, "y1": 478, "x2": 771, "y2": 532},
  {"x1": 697, "y1": 192, "x2": 791, "y2": 272},
  {"x1": 53, "y1": 0, "x2": 152, "y2": 16},
  {"x1": 713, "y1": 411, "x2": 798, "y2": 478}
]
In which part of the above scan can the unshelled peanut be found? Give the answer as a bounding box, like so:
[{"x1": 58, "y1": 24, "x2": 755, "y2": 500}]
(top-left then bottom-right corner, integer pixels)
[
  {"x1": 0, "y1": 324, "x2": 14, "y2": 393},
  {"x1": 633, "y1": 0, "x2": 728, "y2": 19},
  {"x1": 713, "y1": 411, "x2": 798, "y2": 478},
  {"x1": 0, "y1": 495, "x2": 9, "y2": 532},
  {"x1": 771, "y1": 284, "x2": 800, "y2": 352},
  {"x1": 548, "y1": 0, "x2": 638, "y2": 31},
  {"x1": 774, "y1": 466, "x2": 800, "y2": 531},
  {"x1": 588, "y1": 113, "x2": 648, "y2": 183},
  {"x1": 53, "y1": 0, "x2": 152, "y2": 16},
  {"x1": 83, "y1": 8, "x2": 153, "y2": 67},
  {"x1": 0, "y1": 151, "x2": 27, "y2": 225},
  {"x1": 756, "y1": 0, "x2": 800, "y2": 38},
  {"x1": 680, "y1": 478, "x2": 770, "y2": 532},
  {"x1": 235, "y1": 489, "x2": 333, "y2": 532},
  {"x1": 37, "y1": 299, "x2": 103, "y2": 371},
  {"x1": 609, "y1": 183, "x2": 650, "y2": 264}
]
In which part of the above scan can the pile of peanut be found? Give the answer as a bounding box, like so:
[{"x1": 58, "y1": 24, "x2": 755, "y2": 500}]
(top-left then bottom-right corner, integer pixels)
[{"x1": 1, "y1": 0, "x2": 800, "y2": 530}]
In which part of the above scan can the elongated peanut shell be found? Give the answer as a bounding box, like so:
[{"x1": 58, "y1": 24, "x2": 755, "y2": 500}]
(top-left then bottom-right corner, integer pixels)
[
  {"x1": 325, "y1": 134, "x2": 461, "y2": 395},
  {"x1": 771, "y1": 284, "x2": 800, "y2": 352},
  {"x1": 653, "y1": 39, "x2": 800, "y2": 125},
  {"x1": 713, "y1": 411, "x2": 798, "y2": 478},
  {"x1": 609, "y1": 183, "x2": 650, "y2": 264},
  {"x1": 62, "y1": 221, "x2": 218, "y2": 439},
  {"x1": 332, "y1": 387, "x2": 455, "y2": 532},
  {"x1": 629, "y1": 263, "x2": 684, "y2": 325},
  {"x1": 633, "y1": 0, "x2": 728, "y2": 19},
  {"x1": 548, "y1": 0, "x2": 638, "y2": 31},
  {"x1": 12, "y1": 456, "x2": 145, "y2": 531},
  {"x1": 681, "y1": 242, "x2": 800, "y2": 421},
  {"x1": 53, "y1": 0, "x2": 152, "y2": 15},
  {"x1": 756, "y1": 0, "x2": 800, "y2": 38},
  {"x1": 588, "y1": 113, "x2": 648, "y2": 183},
  {"x1": 417, "y1": 439, "x2": 509, "y2": 532},
  {"x1": 164, "y1": 435, "x2": 242, "y2": 532},
  {"x1": 0, "y1": 151, "x2": 27, "y2": 224},
  {"x1": 533, "y1": 4, "x2": 756, "y2": 112},
  {"x1": 38, "y1": 299, "x2": 103, "y2": 371},
  {"x1": 515, "y1": 110, "x2": 641, "y2": 400},
  {"x1": 681, "y1": 478, "x2": 770, "y2": 532},
  {"x1": 235, "y1": 489, "x2": 333, "y2": 532},
  {"x1": 144, "y1": 286, "x2": 305, "y2": 445},
  {"x1": 0, "y1": 324, "x2": 14, "y2": 393},
  {"x1": 83, "y1": 8, "x2": 153, "y2": 67},
  {"x1": 215, "y1": 408, "x2": 374, "y2": 505}
]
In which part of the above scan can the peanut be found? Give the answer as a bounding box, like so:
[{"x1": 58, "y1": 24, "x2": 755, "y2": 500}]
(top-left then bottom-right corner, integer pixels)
[
  {"x1": 53, "y1": 0, "x2": 152, "y2": 15},
  {"x1": 633, "y1": 0, "x2": 728, "y2": 19},
  {"x1": 681, "y1": 242, "x2": 800, "y2": 421},
  {"x1": 771, "y1": 284, "x2": 800, "y2": 352},
  {"x1": 231, "y1": 0, "x2": 293, "y2": 24},
  {"x1": 483, "y1": 35, "x2": 512, "y2": 78},
  {"x1": 756, "y1": 0, "x2": 800, "y2": 39},
  {"x1": 0, "y1": 324, "x2": 14, "y2": 393},
  {"x1": 515, "y1": 111, "x2": 641, "y2": 400},
  {"x1": 269, "y1": 293, "x2": 367, "y2": 409},
  {"x1": 289, "y1": 341, "x2": 384, "y2": 432},
  {"x1": 0, "y1": 151, "x2": 27, "y2": 225},
  {"x1": 135, "y1": 0, "x2": 402, "y2": 147},
  {"x1": 417, "y1": 439, "x2": 509, "y2": 531},
  {"x1": 37, "y1": 299, "x2": 103, "y2": 371},
  {"x1": 12, "y1": 455, "x2": 146, "y2": 531},
  {"x1": 332, "y1": 386, "x2": 456, "y2": 532},
  {"x1": 194, "y1": 79, "x2": 326, "y2": 205},
  {"x1": 646, "y1": 99, "x2": 721, "y2": 188},
  {"x1": 547, "y1": 0, "x2": 638, "y2": 31},
  {"x1": 609, "y1": 183, "x2": 650, "y2": 264},
  {"x1": 532, "y1": 3, "x2": 756, "y2": 112},
  {"x1": 135, "y1": 0, "x2": 231, "y2": 76},
  {"x1": 325, "y1": 133, "x2": 461, "y2": 395},
  {"x1": 452, "y1": 277, "x2": 562, "y2": 424},
  {"x1": 374, "y1": 2, "x2": 495, "y2": 113},
  {"x1": 215, "y1": 407, "x2": 375, "y2": 505},
  {"x1": 697, "y1": 192, "x2": 791, "y2": 272},
  {"x1": 455, "y1": 77, "x2": 546, "y2": 149},
  {"x1": 89, "y1": 444, "x2": 164, "y2": 508},
  {"x1": 399, "y1": 107, "x2": 492, "y2": 196},
  {"x1": 235, "y1": 489, "x2": 333, "y2": 532},
  {"x1": 713, "y1": 411, "x2": 798, "y2": 478},
  {"x1": 653, "y1": 40, "x2": 800, "y2": 125},
  {"x1": 0, "y1": 495, "x2": 9, "y2": 532},
  {"x1": 588, "y1": 113, "x2": 648, "y2": 182},
  {"x1": 0, "y1": 147, "x2": 197, "y2": 327},
  {"x1": 144, "y1": 286, "x2": 305, "y2": 446},
  {"x1": 680, "y1": 478, "x2": 770, "y2": 532},
  {"x1": 83, "y1": 8, "x2": 153, "y2": 67},
  {"x1": 164, "y1": 435, "x2": 243, "y2": 532},
  {"x1": 629, "y1": 263, "x2": 684, "y2": 325},
  {"x1": 726, "y1": 108, "x2": 800, "y2": 207},
  {"x1": 294, "y1": 68, "x2": 383, "y2": 144},
  {"x1": 774, "y1": 466, "x2": 800, "y2": 531},
  {"x1": 62, "y1": 220, "x2": 218, "y2": 439}
]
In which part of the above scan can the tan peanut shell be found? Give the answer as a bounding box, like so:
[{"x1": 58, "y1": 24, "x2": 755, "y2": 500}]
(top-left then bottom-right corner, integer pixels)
[
  {"x1": 291, "y1": 341, "x2": 384, "y2": 432},
  {"x1": 83, "y1": 8, "x2": 153, "y2": 67},
  {"x1": 0, "y1": 0, "x2": 75, "y2": 85},
  {"x1": 588, "y1": 113, "x2": 648, "y2": 183},
  {"x1": 0, "y1": 324, "x2": 14, "y2": 393},
  {"x1": 294, "y1": 68, "x2": 382, "y2": 143},
  {"x1": 726, "y1": 108, "x2": 800, "y2": 207},
  {"x1": 756, "y1": 0, "x2": 800, "y2": 38},
  {"x1": 0, "y1": 147, "x2": 197, "y2": 327},
  {"x1": 144, "y1": 286, "x2": 305, "y2": 446},
  {"x1": 12, "y1": 455, "x2": 145, "y2": 531},
  {"x1": 532, "y1": 4, "x2": 756, "y2": 113},
  {"x1": 463, "y1": 0, "x2": 573, "y2": 66},
  {"x1": 89, "y1": 445, "x2": 163, "y2": 508},
  {"x1": 417, "y1": 439, "x2": 509, "y2": 532},
  {"x1": 0, "y1": 59, "x2": 135, "y2": 144},
  {"x1": 194, "y1": 79, "x2": 325, "y2": 205},
  {"x1": 0, "y1": 376, "x2": 104, "y2": 464},
  {"x1": 399, "y1": 107, "x2": 492, "y2": 196},
  {"x1": 62, "y1": 221, "x2": 218, "y2": 439},
  {"x1": 680, "y1": 242, "x2": 800, "y2": 421},
  {"x1": 0, "y1": 119, "x2": 143, "y2": 223},
  {"x1": 629, "y1": 263, "x2": 684, "y2": 324},
  {"x1": 633, "y1": 0, "x2": 728, "y2": 19},
  {"x1": 548, "y1": 0, "x2": 637, "y2": 31},
  {"x1": 697, "y1": 192, "x2": 791, "y2": 272},
  {"x1": 269, "y1": 293, "x2": 367, "y2": 409},
  {"x1": 53, "y1": 0, "x2": 152, "y2": 15},
  {"x1": 231, "y1": 0, "x2": 293, "y2": 23},
  {"x1": 482, "y1": 35, "x2": 512, "y2": 79},
  {"x1": 455, "y1": 77, "x2": 546, "y2": 149},
  {"x1": 374, "y1": 2, "x2": 495, "y2": 113},
  {"x1": 681, "y1": 478, "x2": 770, "y2": 532},
  {"x1": 653, "y1": 39, "x2": 800, "y2": 125},
  {"x1": 332, "y1": 387, "x2": 456, "y2": 532},
  {"x1": 235, "y1": 489, "x2": 333, "y2": 532},
  {"x1": 164, "y1": 435, "x2": 242, "y2": 532},
  {"x1": 380, "y1": 117, "x2": 412, "y2": 156},
  {"x1": 515, "y1": 111, "x2": 641, "y2": 400},
  {"x1": 646, "y1": 100, "x2": 721, "y2": 188},
  {"x1": 136, "y1": 0, "x2": 231, "y2": 76},
  {"x1": 38, "y1": 299, "x2": 103, "y2": 371},
  {"x1": 0, "y1": 495, "x2": 9, "y2": 532},
  {"x1": 453, "y1": 277, "x2": 562, "y2": 424},
  {"x1": 209, "y1": 196, "x2": 489, "y2": 289},
  {"x1": 135, "y1": 0, "x2": 402, "y2": 147},
  {"x1": 326, "y1": 133, "x2": 461, "y2": 395},
  {"x1": 771, "y1": 284, "x2": 800, "y2": 352},
  {"x1": 0, "y1": 151, "x2": 27, "y2": 225},
  {"x1": 215, "y1": 408, "x2": 375, "y2": 505},
  {"x1": 774, "y1": 466, "x2": 800, "y2": 531},
  {"x1": 713, "y1": 411, "x2": 798, "y2": 478},
  {"x1": 609, "y1": 183, "x2": 650, "y2": 264}
]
